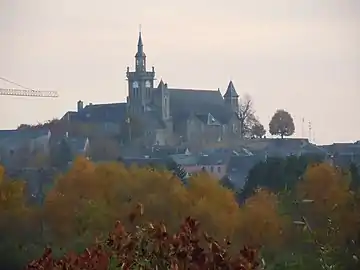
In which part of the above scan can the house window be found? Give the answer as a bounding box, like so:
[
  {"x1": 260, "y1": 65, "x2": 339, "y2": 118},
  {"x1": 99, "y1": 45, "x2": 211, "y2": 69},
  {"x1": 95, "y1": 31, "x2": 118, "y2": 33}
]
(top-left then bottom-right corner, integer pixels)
[
  {"x1": 217, "y1": 166, "x2": 221, "y2": 173},
  {"x1": 210, "y1": 166, "x2": 214, "y2": 172}
]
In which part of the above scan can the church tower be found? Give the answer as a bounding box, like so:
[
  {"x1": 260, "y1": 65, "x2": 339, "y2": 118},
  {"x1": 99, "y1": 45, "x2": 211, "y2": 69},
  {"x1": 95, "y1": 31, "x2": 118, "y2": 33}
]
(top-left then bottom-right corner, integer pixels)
[
  {"x1": 223, "y1": 81, "x2": 239, "y2": 113},
  {"x1": 126, "y1": 30, "x2": 155, "y2": 115}
]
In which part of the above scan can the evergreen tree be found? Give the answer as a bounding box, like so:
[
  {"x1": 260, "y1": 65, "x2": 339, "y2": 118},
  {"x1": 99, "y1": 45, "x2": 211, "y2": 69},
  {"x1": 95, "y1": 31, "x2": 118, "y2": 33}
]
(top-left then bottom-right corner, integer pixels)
[{"x1": 349, "y1": 162, "x2": 360, "y2": 190}]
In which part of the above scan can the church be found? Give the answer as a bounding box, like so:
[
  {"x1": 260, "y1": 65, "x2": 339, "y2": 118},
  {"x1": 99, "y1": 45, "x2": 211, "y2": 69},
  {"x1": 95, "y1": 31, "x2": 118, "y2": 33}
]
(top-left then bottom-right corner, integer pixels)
[{"x1": 62, "y1": 31, "x2": 242, "y2": 146}]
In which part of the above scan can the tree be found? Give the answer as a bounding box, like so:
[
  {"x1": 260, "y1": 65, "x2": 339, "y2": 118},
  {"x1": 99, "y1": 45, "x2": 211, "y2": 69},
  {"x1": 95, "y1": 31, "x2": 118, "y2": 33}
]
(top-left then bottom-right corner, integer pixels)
[
  {"x1": 269, "y1": 109, "x2": 295, "y2": 138},
  {"x1": 238, "y1": 94, "x2": 257, "y2": 138},
  {"x1": 237, "y1": 189, "x2": 287, "y2": 250},
  {"x1": 250, "y1": 119, "x2": 266, "y2": 138},
  {"x1": 349, "y1": 163, "x2": 360, "y2": 191},
  {"x1": 50, "y1": 138, "x2": 72, "y2": 169},
  {"x1": 240, "y1": 155, "x2": 324, "y2": 202},
  {"x1": 186, "y1": 173, "x2": 241, "y2": 240},
  {"x1": 295, "y1": 163, "x2": 360, "y2": 268},
  {"x1": 88, "y1": 137, "x2": 121, "y2": 161},
  {"x1": 43, "y1": 157, "x2": 107, "y2": 243},
  {"x1": 0, "y1": 167, "x2": 38, "y2": 269}
]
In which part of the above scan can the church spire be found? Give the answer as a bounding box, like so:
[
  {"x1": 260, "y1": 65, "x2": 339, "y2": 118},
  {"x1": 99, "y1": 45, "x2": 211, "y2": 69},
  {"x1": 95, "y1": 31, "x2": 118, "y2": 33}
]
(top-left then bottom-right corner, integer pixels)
[
  {"x1": 135, "y1": 26, "x2": 146, "y2": 71},
  {"x1": 136, "y1": 25, "x2": 145, "y2": 57},
  {"x1": 137, "y1": 26, "x2": 143, "y2": 47}
]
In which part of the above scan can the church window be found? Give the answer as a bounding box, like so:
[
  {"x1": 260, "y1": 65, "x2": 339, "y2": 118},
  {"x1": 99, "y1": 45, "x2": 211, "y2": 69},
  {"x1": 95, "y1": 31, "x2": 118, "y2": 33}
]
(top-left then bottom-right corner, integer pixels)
[{"x1": 164, "y1": 96, "x2": 168, "y2": 118}]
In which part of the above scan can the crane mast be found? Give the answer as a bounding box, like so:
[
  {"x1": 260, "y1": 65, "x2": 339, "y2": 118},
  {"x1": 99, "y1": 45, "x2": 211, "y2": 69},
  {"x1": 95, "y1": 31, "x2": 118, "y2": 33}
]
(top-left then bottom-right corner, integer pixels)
[{"x1": 0, "y1": 88, "x2": 59, "y2": 98}]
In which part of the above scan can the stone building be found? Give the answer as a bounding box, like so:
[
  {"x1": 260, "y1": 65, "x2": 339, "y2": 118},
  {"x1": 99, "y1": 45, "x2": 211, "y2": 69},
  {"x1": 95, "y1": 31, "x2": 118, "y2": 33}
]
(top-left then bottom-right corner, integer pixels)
[{"x1": 62, "y1": 31, "x2": 242, "y2": 146}]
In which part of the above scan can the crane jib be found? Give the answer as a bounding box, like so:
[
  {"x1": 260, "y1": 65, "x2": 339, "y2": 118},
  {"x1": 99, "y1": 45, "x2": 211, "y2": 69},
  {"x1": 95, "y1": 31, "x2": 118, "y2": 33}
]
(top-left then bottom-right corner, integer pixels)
[{"x1": 0, "y1": 88, "x2": 59, "y2": 98}]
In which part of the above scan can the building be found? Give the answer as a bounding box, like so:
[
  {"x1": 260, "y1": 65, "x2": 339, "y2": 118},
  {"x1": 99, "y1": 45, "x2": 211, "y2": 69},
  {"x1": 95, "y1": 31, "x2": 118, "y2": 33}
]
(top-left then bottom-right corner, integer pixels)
[
  {"x1": 62, "y1": 31, "x2": 242, "y2": 146},
  {"x1": 0, "y1": 128, "x2": 51, "y2": 168}
]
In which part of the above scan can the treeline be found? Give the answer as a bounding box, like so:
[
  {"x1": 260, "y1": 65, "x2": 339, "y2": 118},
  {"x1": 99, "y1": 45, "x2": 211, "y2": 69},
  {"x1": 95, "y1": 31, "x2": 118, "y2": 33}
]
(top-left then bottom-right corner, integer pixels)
[{"x1": 0, "y1": 157, "x2": 359, "y2": 269}]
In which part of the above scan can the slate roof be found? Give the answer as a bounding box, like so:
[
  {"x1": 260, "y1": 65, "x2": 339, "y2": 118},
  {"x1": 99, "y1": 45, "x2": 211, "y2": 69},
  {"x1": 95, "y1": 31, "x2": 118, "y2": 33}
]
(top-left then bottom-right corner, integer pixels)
[
  {"x1": 62, "y1": 102, "x2": 127, "y2": 123},
  {"x1": 195, "y1": 113, "x2": 209, "y2": 124},
  {"x1": 168, "y1": 88, "x2": 235, "y2": 124},
  {"x1": 0, "y1": 130, "x2": 17, "y2": 139},
  {"x1": 121, "y1": 157, "x2": 167, "y2": 168},
  {"x1": 0, "y1": 128, "x2": 49, "y2": 146},
  {"x1": 197, "y1": 154, "x2": 229, "y2": 166},
  {"x1": 332, "y1": 154, "x2": 360, "y2": 168},
  {"x1": 323, "y1": 142, "x2": 360, "y2": 155},
  {"x1": 146, "y1": 146, "x2": 188, "y2": 158},
  {"x1": 141, "y1": 111, "x2": 166, "y2": 130},
  {"x1": 226, "y1": 155, "x2": 264, "y2": 189},
  {"x1": 193, "y1": 113, "x2": 222, "y2": 125},
  {"x1": 170, "y1": 154, "x2": 199, "y2": 166},
  {"x1": 170, "y1": 152, "x2": 230, "y2": 166},
  {"x1": 245, "y1": 138, "x2": 326, "y2": 158},
  {"x1": 202, "y1": 147, "x2": 254, "y2": 157},
  {"x1": 223, "y1": 81, "x2": 238, "y2": 98}
]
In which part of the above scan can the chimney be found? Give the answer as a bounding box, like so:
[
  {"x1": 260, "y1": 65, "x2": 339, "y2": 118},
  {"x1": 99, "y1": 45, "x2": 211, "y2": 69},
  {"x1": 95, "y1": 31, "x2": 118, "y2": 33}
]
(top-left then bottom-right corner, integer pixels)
[{"x1": 77, "y1": 100, "x2": 84, "y2": 112}]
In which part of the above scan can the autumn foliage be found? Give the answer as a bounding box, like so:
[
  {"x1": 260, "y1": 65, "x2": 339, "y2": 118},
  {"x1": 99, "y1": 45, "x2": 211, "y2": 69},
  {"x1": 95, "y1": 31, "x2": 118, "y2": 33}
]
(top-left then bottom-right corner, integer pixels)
[
  {"x1": 0, "y1": 158, "x2": 360, "y2": 269},
  {"x1": 26, "y1": 206, "x2": 260, "y2": 270}
]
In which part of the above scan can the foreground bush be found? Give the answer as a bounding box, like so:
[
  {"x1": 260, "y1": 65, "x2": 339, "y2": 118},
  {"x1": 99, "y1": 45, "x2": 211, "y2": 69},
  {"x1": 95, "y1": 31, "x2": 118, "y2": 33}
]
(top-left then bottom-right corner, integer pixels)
[{"x1": 25, "y1": 204, "x2": 260, "y2": 269}]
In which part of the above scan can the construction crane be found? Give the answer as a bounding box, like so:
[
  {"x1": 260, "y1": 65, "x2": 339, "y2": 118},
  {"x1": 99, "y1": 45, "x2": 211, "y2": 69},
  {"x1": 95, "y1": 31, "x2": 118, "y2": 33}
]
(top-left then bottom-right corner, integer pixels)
[{"x1": 0, "y1": 76, "x2": 59, "y2": 98}]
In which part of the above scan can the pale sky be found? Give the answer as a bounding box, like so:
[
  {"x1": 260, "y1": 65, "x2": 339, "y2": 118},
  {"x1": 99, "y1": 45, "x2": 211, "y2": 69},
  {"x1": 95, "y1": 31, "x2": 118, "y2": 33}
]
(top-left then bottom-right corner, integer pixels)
[{"x1": 0, "y1": 0, "x2": 359, "y2": 145}]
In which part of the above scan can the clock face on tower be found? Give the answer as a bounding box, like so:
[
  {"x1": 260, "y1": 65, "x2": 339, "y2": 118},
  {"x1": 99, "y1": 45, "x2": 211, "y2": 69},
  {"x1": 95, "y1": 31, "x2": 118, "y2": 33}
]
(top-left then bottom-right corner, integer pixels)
[
  {"x1": 132, "y1": 81, "x2": 139, "y2": 88},
  {"x1": 145, "y1": 80, "x2": 151, "y2": 88}
]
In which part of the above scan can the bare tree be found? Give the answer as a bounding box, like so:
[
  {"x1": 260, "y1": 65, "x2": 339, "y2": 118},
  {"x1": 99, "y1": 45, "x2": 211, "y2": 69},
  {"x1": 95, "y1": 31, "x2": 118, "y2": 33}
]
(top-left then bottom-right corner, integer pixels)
[{"x1": 238, "y1": 94, "x2": 257, "y2": 138}]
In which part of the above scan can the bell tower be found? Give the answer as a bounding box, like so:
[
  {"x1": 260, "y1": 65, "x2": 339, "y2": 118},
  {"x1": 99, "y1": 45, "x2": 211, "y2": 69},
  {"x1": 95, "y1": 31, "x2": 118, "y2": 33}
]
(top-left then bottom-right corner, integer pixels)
[{"x1": 126, "y1": 28, "x2": 155, "y2": 115}]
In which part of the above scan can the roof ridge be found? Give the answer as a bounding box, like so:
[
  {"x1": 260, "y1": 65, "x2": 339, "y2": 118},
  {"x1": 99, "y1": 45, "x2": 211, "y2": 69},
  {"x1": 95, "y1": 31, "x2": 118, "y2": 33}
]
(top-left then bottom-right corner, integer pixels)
[{"x1": 168, "y1": 88, "x2": 218, "y2": 92}]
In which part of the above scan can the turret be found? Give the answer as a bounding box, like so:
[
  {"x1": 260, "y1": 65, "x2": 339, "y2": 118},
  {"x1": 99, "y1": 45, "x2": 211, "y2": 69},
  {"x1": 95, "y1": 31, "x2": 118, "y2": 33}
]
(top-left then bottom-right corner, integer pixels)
[{"x1": 223, "y1": 81, "x2": 239, "y2": 113}]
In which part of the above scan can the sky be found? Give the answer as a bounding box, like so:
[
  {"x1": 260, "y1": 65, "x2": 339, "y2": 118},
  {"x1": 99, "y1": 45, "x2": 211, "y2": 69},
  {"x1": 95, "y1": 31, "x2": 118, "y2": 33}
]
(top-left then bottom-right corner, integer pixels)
[{"x1": 0, "y1": 0, "x2": 359, "y2": 145}]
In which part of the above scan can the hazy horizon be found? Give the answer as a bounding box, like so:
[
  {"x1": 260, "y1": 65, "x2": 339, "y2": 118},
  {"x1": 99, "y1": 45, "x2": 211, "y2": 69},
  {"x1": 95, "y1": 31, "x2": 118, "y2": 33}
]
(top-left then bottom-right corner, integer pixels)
[{"x1": 0, "y1": 0, "x2": 359, "y2": 145}]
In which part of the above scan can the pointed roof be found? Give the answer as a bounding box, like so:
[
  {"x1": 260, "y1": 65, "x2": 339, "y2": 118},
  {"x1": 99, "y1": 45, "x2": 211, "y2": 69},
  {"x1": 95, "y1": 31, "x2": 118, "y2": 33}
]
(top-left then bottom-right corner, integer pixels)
[
  {"x1": 137, "y1": 31, "x2": 143, "y2": 47},
  {"x1": 135, "y1": 31, "x2": 145, "y2": 57},
  {"x1": 157, "y1": 79, "x2": 165, "y2": 88},
  {"x1": 223, "y1": 81, "x2": 238, "y2": 98}
]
